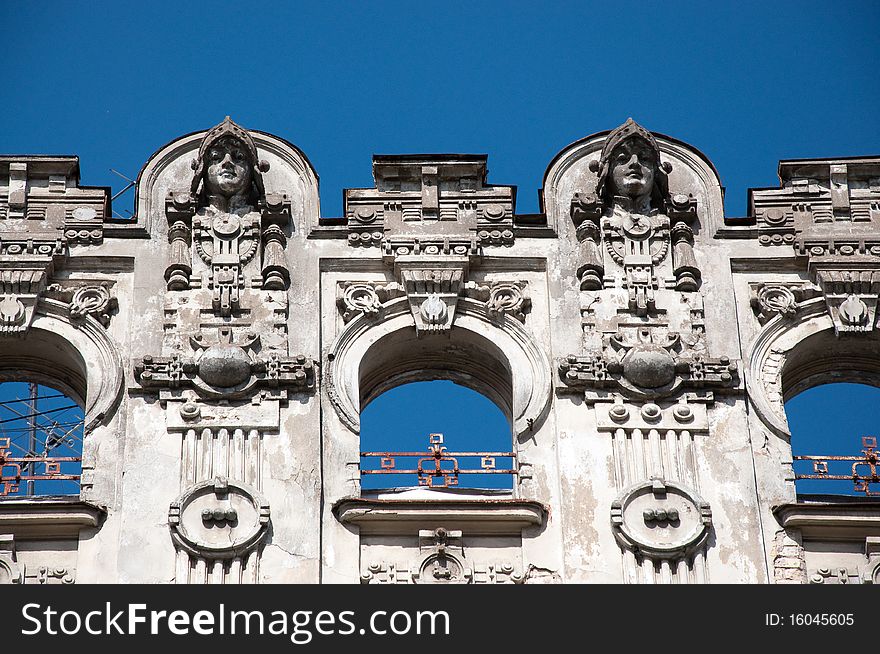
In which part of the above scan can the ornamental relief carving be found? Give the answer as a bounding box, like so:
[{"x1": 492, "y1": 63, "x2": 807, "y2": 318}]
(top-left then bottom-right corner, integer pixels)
[
  {"x1": 559, "y1": 120, "x2": 738, "y2": 407},
  {"x1": 360, "y1": 529, "x2": 524, "y2": 585},
  {"x1": 163, "y1": 116, "x2": 292, "y2": 309}
]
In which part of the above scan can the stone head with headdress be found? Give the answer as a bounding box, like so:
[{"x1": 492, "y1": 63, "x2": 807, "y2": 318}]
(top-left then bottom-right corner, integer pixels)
[
  {"x1": 589, "y1": 118, "x2": 672, "y2": 211},
  {"x1": 190, "y1": 116, "x2": 270, "y2": 209}
]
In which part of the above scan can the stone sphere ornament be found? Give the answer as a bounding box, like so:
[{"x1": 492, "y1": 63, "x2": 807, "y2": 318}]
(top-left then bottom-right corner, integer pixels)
[
  {"x1": 621, "y1": 345, "x2": 676, "y2": 389},
  {"x1": 197, "y1": 343, "x2": 253, "y2": 388}
]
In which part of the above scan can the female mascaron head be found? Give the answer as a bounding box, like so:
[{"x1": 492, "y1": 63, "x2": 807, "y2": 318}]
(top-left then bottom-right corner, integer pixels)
[
  {"x1": 593, "y1": 118, "x2": 670, "y2": 211},
  {"x1": 190, "y1": 116, "x2": 269, "y2": 210}
]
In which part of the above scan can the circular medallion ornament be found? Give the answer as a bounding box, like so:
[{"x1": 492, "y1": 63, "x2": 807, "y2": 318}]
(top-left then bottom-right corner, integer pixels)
[
  {"x1": 622, "y1": 213, "x2": 652, "y2": 239},
  {"x1": 415, "y1": 553, "x2": 470, "y2": 584},
  {"x1": 72, "y1": 206, "x2": 97, "y2": 221},
  {"x1": 611, "y1": 479, "x2": 711, "y2": 558},
  {"x1": 354, "y1": 206, "x2": 377, "y2": 224},
  {"x1": 169, "y1": 478, "x2": 269, "y2": 560},
  {"x1": 483, "y1": 204, "x2": 506, "y2": 221},
  {"x1": 212, "y1": 213, "x2": 241, "y2": 237},
  {"x1": 762, "y1": 207, "x2": 787, "y2": 226}
]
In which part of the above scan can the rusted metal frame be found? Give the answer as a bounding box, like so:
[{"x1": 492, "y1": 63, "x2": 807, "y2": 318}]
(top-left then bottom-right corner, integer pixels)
[{"x1": 793, "y1": 436, "x2": 879, "y2": 495}]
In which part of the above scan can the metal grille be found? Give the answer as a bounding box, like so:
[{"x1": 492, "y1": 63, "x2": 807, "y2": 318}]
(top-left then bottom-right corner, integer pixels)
[
  {"x1": 794, "y1": 436, "x2": 880, "y2": 496},
  {"x1": 361, "y1": 432, "x2": 516, "y2": 489},
  {"x1": 0, "y1": 382, "x2": 84, "y2": 496}
]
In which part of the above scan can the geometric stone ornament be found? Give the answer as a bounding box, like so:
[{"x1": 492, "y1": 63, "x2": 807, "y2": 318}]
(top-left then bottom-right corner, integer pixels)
[
  {"x1": 594, "y1": 399, "x2": 710, "y2": 432},
  {"x1": 168, "y1": 476, "x2": 269, "y2": 560},
  {"x1": 389, "y1": 245, "x2": 474, "y2": 336},
  {"x1": 559, "y1": 330, "x2": 739, "y2": 402},
  {"x1": 343, "y1": 155, "x2": 516, "y2": 248},
  {"x1": 0, "y1": 534, "x2": 23, "y2": 584},
  {"x1": 134, "y1": 326, "x2": 315, "y2": 401},
  {"x1": 359, "y1": 528, "x2": 524, "y2": 585},
  {"x1": 611, "y1": 478, "x2": 712, "y2": 559},
  {"x1": 815, "y1": 269, "x2": 880, "y2": 334},
  {"x1": 414, "y1": 528, "x2": 470, "y2": 585}
]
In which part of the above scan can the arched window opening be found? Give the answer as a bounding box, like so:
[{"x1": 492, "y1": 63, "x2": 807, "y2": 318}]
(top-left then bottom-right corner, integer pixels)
[
  {"x1": 359, "y1": 380, "x2": 514, "y2": 492},
  {"x1": 0, "y1": 382, "x2": 84, "y2": 497},
  {"x1": 786, "y1": 383, "x2": 880, "y2": 497}
]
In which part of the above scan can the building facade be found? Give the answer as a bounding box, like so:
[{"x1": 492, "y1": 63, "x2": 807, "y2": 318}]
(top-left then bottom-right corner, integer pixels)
[{"x1": 0, "y1": 117, "x2": 878, "y2": 584}]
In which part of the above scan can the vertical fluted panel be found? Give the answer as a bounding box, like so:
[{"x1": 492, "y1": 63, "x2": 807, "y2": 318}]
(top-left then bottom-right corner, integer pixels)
[
  {"x1": 175, "y1": 426, "x2": 264, "y2": 584},
  {"x1": 231, "y1": 428, "x2": 245, "y2": 481},
  {"x1": 693, "y1": 550, "x2": 708, "y2": 584},
  {"x1": 198, "y1": 428, "x2": 213, "y2": 481},
  {"x1": 246, "y1": 429, "x2": 261, "y2": 489},
  {"x1": 243, "y1": 551, "x2": 258, "y2": 584},
  {"x1": 631, "y1": 428, "x2": 646, "y2": 480},
  {"x1": 622, "y1": 548, "x2": 638, "y2": 584},
  {"x1": 227, "y1": 558, "x2": 242, "y2": 585},
  {"x1": 648, "y1": 428, "x2": 662, "y2": 478},
  {"x1": 612, "y1": 428, "x2": 626, "y2": 487},
  {"x1": 211, "y1": 560, "x2": 224, "y2": 585},
  {"x1": 175, "y1": 551, "x2": 190, "y2": 584},
  {"x1": 676, "y1": 558, "x2": 689, "y2": 584},
  {"x1": 659, "y1": 559, "x2": 672, "y2": 585},
  {"x1": 641, "y1": 558, "x2": 655, "y2": 584},
  {"x1": 193, "y1": 558, "x2": 207, "y2": 584}
]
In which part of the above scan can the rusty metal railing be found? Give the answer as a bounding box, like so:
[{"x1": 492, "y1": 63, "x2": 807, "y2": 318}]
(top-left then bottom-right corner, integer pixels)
[
  {"x1": 361, "y1": 433, "x2": 516, "y2": 488},
  {"x1": 0, "y1": 383, "x2": 84, "y2": 497},
  {"x1": 793, "y1": 436, "x2": 880, "y2": 496},
  {"x1": 0, "y1": 437, "x2": 81, "y2": 496}
]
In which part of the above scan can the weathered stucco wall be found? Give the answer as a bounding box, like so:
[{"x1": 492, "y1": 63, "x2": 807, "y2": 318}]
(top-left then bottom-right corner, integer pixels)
[{"x1": 1, "y1": 119, "x2": 879, "y2": 584}]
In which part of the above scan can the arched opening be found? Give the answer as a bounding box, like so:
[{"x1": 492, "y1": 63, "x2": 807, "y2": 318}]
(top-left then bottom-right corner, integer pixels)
[
  {"x1": 359, "y1": 380, "x2": 513, "y2": 492},
  {"x1": 0, "y1": 381, "x2": 84, "y2": 497},
  {"x1": 356, "y1": 324, "x2": 516, "y2": 494},
  {"x1": 787, "y1": 383, "x2": 880, "y2": 497},
  {"x1": 781, "y1": 325, "x2": 880, "y2": 498}
]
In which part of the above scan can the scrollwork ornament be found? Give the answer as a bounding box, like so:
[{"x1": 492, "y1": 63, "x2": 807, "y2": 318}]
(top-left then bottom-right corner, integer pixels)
[
  {"x1": 755, "y1": 285, "x2": 797, "y2": 321},
  {"x1": 70, "y1": 285, "x2": 115, "y2": 327},
  {"x1": 486, "y1": 282, "x2": 531, "y2": 322},
  {"x1": 340, "y1": 284, "x2": 381, "y2": 322}
]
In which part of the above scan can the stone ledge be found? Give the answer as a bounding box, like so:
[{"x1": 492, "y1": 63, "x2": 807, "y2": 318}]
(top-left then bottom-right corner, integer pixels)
[
  {"x1": 0, "y1": 497, "x2": 105, "y2": 539},
  {"x1": 333, "y1": 497, "x2": 546, "y2": 536},
  {"x1": 774, "y1": 501, "x2": 880, "y2": 540}
]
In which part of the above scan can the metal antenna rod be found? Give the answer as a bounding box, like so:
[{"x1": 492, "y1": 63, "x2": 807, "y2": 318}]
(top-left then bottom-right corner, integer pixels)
[
  {"x1": 109, "y1": 168, "x2": 136, "y2": 217},
  {"x1": 26, "y1": 382, "x2": 37, "y2": 496}
]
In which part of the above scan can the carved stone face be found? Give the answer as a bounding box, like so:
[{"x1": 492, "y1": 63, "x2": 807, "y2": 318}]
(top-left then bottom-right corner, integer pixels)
[
  {"x1": 609, "y1": 139, "x2": 656, "y2": 200},
  {"x1": 204, "y1": 136, "x2": 253, "y2": 199}
]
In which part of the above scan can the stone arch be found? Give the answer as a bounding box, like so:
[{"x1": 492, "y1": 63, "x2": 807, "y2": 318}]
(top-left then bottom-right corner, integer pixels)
[
  {"x1": 744, "y1": 297, "x2": 880, "y2": 439},
  {"x1": 0, "y1": 299, "x2": 124, "y2": 433},
  {"x1": 327, "y1": 297, "x2": 552, "y2": 440}
]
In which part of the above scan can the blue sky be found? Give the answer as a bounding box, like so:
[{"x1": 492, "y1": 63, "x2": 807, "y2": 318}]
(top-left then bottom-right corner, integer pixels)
[{"x1": 3, "y1": 0, "x2": 879, "y2": 494}]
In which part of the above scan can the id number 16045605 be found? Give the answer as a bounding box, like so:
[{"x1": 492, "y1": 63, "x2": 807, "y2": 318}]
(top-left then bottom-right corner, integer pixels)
[{"x1": 765, "y1": 614, "x2": 854, "y2": 627}]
